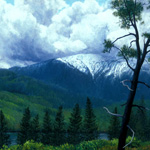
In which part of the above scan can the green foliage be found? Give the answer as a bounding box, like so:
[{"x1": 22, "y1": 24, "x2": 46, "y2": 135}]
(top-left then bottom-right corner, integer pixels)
[
  {"x1": 68, "y1": 103, "x2": 82, "y2": 144},
  {"x1": 17, "y1": 107, "x2": 31, "y2": 144},
  {"x1": 0, "y1": 110, "x2": 10, "y2": 148},
  {"x1": 103, "y1": 39, "x2": 114, "y2": 53},
  {"x1": 111, "y1": 0, "x2": 143, "y2": 29},
  {"x1": 142, "y1": 32, "x2": 150, "y2": 39},
  {"x1": 41, "y1": 110, "x2": 53, "y2": 145},
  {"x1": 21, "y1": 140, "x2": 44, "y2": 150},
  {"x1": 3, "y1": 139, "x2": 150, "y2": 150},
  {"x1": 108, "y1": 107, "x2": 120, "y2": 139},
  {"x1": 53, "y1": 106, "x2": 66, "y2": 146},
  {"x1": 118, "y1": 45, "x2": 137, "y2": 59},
  {"x1": 76, "y1": 140, "x2": 110, "y2": 150},
  {"x1": 83, "y1": 97, "x2": 98, "y2": 141},
  {"x1": 0, "y1": 140, "x2": 111, "y2": 150},
  {"x1": 126, "y1": 136, "x2": 141, "y2": 148},
  {"x1": 58, "y1": 143, "x2": 75, "y2": 150}
]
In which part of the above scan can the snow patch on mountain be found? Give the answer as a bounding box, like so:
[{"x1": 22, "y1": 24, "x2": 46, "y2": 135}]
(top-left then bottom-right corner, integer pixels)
[
  {"x1": 57, "y1": 54, "x2": 105, "y2": 77},
  {"x1": 57, "y1": 53, "x2": 132, "y2": 78}
]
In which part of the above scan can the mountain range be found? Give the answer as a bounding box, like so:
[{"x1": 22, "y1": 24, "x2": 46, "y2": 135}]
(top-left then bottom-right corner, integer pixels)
[{"x1": 10, "y1": 53, "x2": 150, "y2": 102}]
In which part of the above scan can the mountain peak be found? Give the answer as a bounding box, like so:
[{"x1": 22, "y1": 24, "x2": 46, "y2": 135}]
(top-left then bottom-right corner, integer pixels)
[
  {"x1": 57, "y1": 54, "x2": 104, "y2": 77},
  {"x1": 56, "y1": 53, "x2": 131, "y2": 78}
]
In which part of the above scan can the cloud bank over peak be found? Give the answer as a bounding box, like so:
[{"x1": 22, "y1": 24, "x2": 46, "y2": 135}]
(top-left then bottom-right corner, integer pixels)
[{"x1": 1, "y1": 0, "x2": 149, "y2": 68}]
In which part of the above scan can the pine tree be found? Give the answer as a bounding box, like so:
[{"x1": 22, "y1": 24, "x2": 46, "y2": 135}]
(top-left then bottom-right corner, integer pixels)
[
  {"x1": 108, "y1": 107, "x2": 120, "y2": 139},
  {"x1": 83, "y1": 97, "x2": 98, "y2": 141},
  {"x1": 41, "y1": 110, "x2": 53, "y2": 145},
  {"x1": 30, "y1": 114, "x2": 40, "y2": 142},
  {"x1": 68, "y1": 103, "x2": 82, "y2": 144},
  {"x1": 0, "y1": 110, "x2": 10, "y2": 148},
  {"x1": 17, "y1": 107, "x2": 31, "y2": 144},
  {"x1": 53, "y1": 106, "x2": 66, "y2": 146}
]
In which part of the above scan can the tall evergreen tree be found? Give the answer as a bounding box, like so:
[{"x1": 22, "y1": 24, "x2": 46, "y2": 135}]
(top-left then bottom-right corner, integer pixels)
[
  {"x1": 30, "y1": 114, "x2": 40, "y2": 142},
  {"x1": 53, "y1": 106, "x2": 66, "y2": 146},
  {"x1": 41, "y1": 110, "x2": 53, "y2": 145},
  {"x1": 17, "y1": 107, "x2": 31, "y2": 144},
  {"x1": 108, "y1": 107, "x2": 120, "y2": 139},
  {"x1": 0, "y1": 110, "x2": 10, "y2": 148},
  {"x1": 83, "y1": 97, "x2": 98, "y2": 141},
  {"x1": 68, "y1": 103, "x2": 82, "y2": 144},
  {"x1": 103, "y1": 0, "x2": 150, "y2": 149}
]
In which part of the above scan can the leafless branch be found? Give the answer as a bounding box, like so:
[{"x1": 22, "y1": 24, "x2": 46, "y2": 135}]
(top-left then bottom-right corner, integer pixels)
[
  {"x1": 138, "y1": 81, "x2": 150, "y2": 88},
  {"x1": 132, "y1": 104, "x2": 150, "y2": 112},
  {"x1": 129, "y1": 40, "x2": 136, "y2": 49},
  {"x1": 120, "y1": 79, "x2": 134, "y2": 91},
  {"x1": 112, "y1": 33, "x2": 136, "y2": 44},
  {"x1": 123, "y1": 125, "x2": 135, "y2": 148},
  {"x1": 103, "y1": 107, "x2": 123, "y2": 117},
  {"x1": 121, "y1": 102, "x2": 127, "y2": 107},
  {"x1": 114, "y1": 46, "x2": 135, "y2": 71},
  {"x1": 146, "y1": 50, "x2": 150, "y2": 54}
]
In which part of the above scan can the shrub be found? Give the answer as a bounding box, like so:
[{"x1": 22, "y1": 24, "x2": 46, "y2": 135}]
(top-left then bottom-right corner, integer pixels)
[
  {"x1": 59, "y1": 143, "x2": 75, "y2": 150},
  {"x1": 126, "y1": 136, "x2": 141, "y2": 148},
  {"x1": 76, "y1": 140, "x2": 110, "y2": 150}
]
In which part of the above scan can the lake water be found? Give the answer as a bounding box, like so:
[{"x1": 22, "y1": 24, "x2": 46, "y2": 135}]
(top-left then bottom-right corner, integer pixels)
[
  {"x1": 8, "y1": 132, "x2": 18, "y2": 146},
  {"x1": 98, "y1": 133, "x2": 109, "y2": 140}
]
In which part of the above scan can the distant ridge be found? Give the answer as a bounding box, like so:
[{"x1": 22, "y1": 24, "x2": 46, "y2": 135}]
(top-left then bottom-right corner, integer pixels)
[{"x1": 10, "y1": 53, "x2": 150, "y2": 102}]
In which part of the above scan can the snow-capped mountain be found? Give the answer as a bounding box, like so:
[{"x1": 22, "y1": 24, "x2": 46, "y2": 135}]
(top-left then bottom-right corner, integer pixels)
[
  {"x1": 10, "y1": 53, "x2": 150, "y2": 102},
  {"x1": 57, "y1": 54, "x2": 133, "y2": 78}
]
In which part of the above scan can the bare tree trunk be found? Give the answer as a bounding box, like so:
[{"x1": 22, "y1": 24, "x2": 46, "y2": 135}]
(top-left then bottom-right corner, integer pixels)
[{"x1": 118, "y1": 65, "x2": 141, "y2": 150}]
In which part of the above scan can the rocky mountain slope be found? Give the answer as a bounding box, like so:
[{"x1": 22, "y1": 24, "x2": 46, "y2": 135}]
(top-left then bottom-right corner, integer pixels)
[{"x1": 10, "y1": 53, "x2": 150, "y2": 102}]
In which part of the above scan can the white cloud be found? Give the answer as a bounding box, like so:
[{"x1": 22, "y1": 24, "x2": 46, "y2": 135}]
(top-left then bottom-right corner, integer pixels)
[
  {"x1": 0, "y1": 0, "x2": 149, "y2": 68},
  {"x1": 0, "y1": 0, "x2": 115, "y2": 67}
]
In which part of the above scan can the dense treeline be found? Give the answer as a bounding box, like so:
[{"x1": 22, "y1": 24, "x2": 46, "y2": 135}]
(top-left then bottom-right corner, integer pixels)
[
  {"x1": 0, "y1": 97, "x2": 98, "y2": 148},
  {"x1": 1, "y1": 97, "x2": 150, "y2": 148}
]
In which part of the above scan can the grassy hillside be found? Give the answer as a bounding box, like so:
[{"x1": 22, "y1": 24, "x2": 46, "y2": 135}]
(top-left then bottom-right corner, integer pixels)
[{"x1": 0, "y1": 91, "x2": 57, "y2": 130}]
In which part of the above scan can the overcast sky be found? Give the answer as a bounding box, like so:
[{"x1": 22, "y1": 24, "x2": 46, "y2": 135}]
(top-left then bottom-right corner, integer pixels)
[{"x1": 0, "y1": 0, "x2": 150, "y2": 68}]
